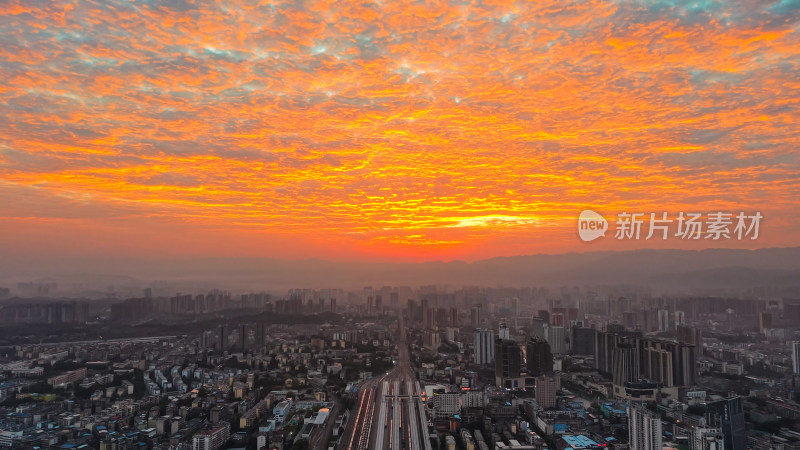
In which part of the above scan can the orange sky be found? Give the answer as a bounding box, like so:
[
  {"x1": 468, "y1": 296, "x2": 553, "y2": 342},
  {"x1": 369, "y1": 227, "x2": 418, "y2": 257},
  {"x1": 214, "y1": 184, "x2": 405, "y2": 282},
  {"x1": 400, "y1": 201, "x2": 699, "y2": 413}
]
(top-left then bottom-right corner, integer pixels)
[{"x1": 0, "y1": 0, "x2": 799, "y2": 262}]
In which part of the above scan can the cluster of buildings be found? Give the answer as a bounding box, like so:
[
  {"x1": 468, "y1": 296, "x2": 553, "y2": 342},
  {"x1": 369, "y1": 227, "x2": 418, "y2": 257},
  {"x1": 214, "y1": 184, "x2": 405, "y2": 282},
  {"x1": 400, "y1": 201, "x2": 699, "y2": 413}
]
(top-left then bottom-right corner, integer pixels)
[
  {"x1": 2, "y1": 284, "x2": 800, "y2": 449},
  {"x1": 0, "y1": 301, "x2": 90, "y2": 325},
  {"x1": 0, "y1": 295, "x2": 404, "y2": 450},
  {"x1": 398, "y1": 286, "x2": 800, "y2": 450}
]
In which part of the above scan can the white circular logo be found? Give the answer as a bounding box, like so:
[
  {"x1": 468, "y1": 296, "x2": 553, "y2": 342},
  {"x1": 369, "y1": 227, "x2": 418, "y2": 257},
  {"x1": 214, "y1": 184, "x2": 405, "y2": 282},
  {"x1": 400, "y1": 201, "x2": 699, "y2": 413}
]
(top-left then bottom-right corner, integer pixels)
[{"x1": 578, "y1": 210, "x2": 608, "y2": 242}]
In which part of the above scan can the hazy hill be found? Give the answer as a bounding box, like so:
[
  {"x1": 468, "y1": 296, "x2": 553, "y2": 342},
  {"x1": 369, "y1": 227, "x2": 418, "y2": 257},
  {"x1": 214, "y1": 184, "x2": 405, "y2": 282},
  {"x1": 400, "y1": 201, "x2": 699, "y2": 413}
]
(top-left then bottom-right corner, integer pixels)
[{"x1": 1, "y1": 247, "x2": 799, "y2": 295}]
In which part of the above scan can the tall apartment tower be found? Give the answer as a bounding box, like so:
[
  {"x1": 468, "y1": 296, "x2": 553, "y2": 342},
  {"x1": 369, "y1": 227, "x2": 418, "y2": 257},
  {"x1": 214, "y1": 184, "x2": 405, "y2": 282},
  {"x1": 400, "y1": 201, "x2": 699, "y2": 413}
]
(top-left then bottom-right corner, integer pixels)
[
  {"x1": 544, "y1": 324, "x2": 567, "y2": 354},
  {"x1": 628, "y1": 404, "x2": 662, "y2": 450},
  {"x1": 474, "y1": 329, "x2": 495, "y2": 365},
  {"x1": 525, "y1": 337, "x2": 553, "y2": 376},
  {"x1": 498, "y1": 325, "x2": 510, "y2": 340},
  {"x1": 657, "y1": 309, "x2": 670, "y2": 332},
  {"x1": 495, "y1": 338, "x2": 522, "y2": 388},
  {"x1": 470, "y1": 304, "x2": 483, "y2": 327},
  {"x1": 613, "y1": 341, "x2": 643, "y2": 392},
  {"x1": 218, "y1": 325, "x2": 227, "y2": 351},
  {"x1": 706, "y1": 396, "x2": 745, "y2": 450},
  {"x1": 534, "y1": 373, "x2": 560, "y2": 408}
]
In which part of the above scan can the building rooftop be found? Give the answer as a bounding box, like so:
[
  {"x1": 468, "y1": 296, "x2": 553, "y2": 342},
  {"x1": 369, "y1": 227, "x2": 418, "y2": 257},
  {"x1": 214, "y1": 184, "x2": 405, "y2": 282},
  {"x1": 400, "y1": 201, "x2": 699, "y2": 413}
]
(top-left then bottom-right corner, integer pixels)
[{"x1": 562, "y1": 434, "x2": 600, "y2": 449}]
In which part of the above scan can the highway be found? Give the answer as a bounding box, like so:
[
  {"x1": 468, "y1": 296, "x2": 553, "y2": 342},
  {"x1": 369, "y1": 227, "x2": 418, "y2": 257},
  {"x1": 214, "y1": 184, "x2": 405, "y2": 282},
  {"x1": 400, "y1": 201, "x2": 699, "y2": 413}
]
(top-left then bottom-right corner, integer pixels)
[{"x1": 341, "y1": 315, "x2": 431, "y2": 450}]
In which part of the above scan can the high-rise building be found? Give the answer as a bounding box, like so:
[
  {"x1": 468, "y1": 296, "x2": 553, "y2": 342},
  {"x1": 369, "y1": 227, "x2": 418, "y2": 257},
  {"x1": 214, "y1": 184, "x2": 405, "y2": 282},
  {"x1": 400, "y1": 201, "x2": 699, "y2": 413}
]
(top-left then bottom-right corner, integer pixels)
[
  {"x1": 638, "y1": 309, "x2": 657, "y2": 332},
  {"x1": 607, "y1": 335, "x2": 696, "y2": 394},
  {"x1": 787, "y1": 303, "x2": 800, "y2": 322},
  {"x1": 674, "y1": 310, "x2": 685, "y2": 328},
  {"x1": 793, "y1": 341, "x2": 800, "y2": 375},
  {"x1": 495, "y1": 338, "x2": 522, "y2": 387},
  {"x1": 255, "y1": 324, "x2": 265, "y2": 351},
  {"x1": 677, "y1": 325, "x2": 704, "y2": 356},
  {"x1": 110, "y1": 298, "x2": 154, "y2": 323},
  {"x1": 613, "y1": 342, "x2": 640, "y2": 387},
  {"x1": 218, "y1": 325, "x2": 227, "y2": 351},
  {"x1": 639, "y1": 339, "x2": 696, "y2": 387},
  {"x1": 424, "y1": 307, "x2": 435, "y2": 329},
  {"x1": 706, "y1": 396, "x2": 745, "y2": 450},
  {"x1": 470, "y1": 304, "x2": 482, "y2": 327},
  {"x1": 623, "y1": 311, "x2": 636, "y2": 330},
  {"x1": 474, "y1": 329, "x2": 494, "y2": 365},
  {"x1": 594, "y1": 328, "x2": 642, "y2": 374},
  {"x1": 534, "y1": 373, "x2": 560, "y2": 408},
  {"x1": 444, "y1": 327, "x2": 456, "y2": 342},
  {"x1": 432, "y1": 392, "x2": 460, "y2": 418},
  {"x1": 544, "y1": 325, "x2": 567, "y2": 354},
  {"x1": 526, "y1": 337, "x2": 553, "y2": 376},
  {"x1": 511, "y1": 297, "x2": 520, "y2": 316},
  {"x1": 530, "y1": 317, "x2": 546, "y2": 339},
  {"x1": 595, "y1": 329, "x2": 618, "y2": 375},
  {"x1": 537, "y1": 310, "x2": 550, "y2": 324},
  {"x1": 434, "y1": 307, "x2": 448, "y2": 327},
  {"x1": 571, "y1": 327, "x2": 596, "y2": 356},
  {"x1": 657, "y1": 309, "x2": 670, "y2": 332},
  {"x1": 759, "y1": 312, "x2": 772, "y2": 334},
  {"x1": 498, "y1": 325, "x2": 510, "y2": 340},
  {"x1": 200, "y1": 330, "x2": 215, "y2": 349},
  {"x1": 423, "y1": 329, "x2": 441, "y2": 350},
  {"x1": 628, "y1": 404, "x2": 662, "y2": 450}
]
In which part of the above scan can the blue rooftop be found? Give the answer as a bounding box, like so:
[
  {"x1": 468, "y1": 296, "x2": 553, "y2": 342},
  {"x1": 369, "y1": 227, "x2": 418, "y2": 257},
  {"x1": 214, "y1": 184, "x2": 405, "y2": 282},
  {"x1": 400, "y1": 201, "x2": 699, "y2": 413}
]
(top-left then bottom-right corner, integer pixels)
[{"x1": 563, "y1": 435, "x2": 599, "y2": 448}]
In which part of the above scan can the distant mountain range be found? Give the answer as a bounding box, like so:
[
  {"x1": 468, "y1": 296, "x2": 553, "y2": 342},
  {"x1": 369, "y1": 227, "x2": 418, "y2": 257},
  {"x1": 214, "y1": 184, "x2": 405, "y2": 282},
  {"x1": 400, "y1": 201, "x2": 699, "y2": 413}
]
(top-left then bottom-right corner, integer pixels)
[{"x1": 1, "y1": 247, "x2": 799, "y2": 296}]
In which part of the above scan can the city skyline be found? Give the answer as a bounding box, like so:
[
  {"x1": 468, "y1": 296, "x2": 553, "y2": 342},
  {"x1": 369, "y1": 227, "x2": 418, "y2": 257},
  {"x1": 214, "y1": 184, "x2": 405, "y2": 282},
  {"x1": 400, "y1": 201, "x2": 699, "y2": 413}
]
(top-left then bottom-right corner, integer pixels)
[
  {"x1": 2, "y1": 1, "x2": 800, "y2": 449},
  {"x1": 1, "y1": 0, "x2": 799, "y2": 262}
]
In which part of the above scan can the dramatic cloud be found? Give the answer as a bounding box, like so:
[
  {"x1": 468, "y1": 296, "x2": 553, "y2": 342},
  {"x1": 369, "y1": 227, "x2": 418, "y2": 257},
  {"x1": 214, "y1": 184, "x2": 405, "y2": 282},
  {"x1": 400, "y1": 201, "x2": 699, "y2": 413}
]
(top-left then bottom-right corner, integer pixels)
[{"x1": 1, "y1": 0, "x2": 798, "y2": 260}]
